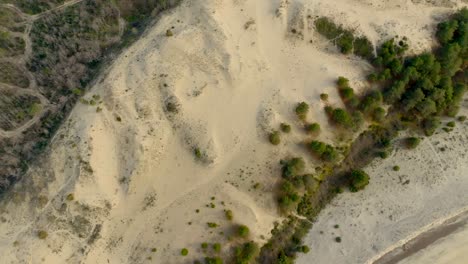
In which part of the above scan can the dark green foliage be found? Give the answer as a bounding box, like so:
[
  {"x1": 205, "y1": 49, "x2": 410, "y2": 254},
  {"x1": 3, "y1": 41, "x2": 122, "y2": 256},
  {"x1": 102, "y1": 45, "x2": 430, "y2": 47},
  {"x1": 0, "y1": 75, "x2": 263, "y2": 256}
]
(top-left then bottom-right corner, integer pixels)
[
  {"x1": 422, "y1": 117, "x2": 441, "y2": 136},
  {"x1": 300, "y1": 245, "x2": 310, "y2": 253},
  {"x1": 181, "y1": 248, "x2": 188, "y2": 256},
  {"x1": 337, "y1": 77, "x2": 349, "y2": 89},
  {"x1": 308, "y1": 141, "x2": 338, "y2": 162},
  {"x1": 393, "y1": 165, "x2": 400, "y2": 171},
  {"x1": 354, "y1": 37, "x2": 374, "y2": 60},
  {"x1": 295, "y1": 102, "x2": 309, "y2": 121},
  {"x1": 458, "y1": 115, "x2": 466, "y2": 122},
  {"x1": 305, "y1": 123, "x2": 320, "y2": 135},
  {"x1": 405, "y1": 137, "x2": 421, "y2": 149},
  {"x1": 225, "y1": 209, "x2": 233, "y2": 221},
  {"x1": 359, "y1": 90, "x2": 383, "y2": 114},
  {"x1": 314, "y1": 17, "x2": 374, "y2": 59},
  {"x1": 237, "y1": 225, "x2": 250, "y2": 238},
  {"x1": 205, "y1": 257, "x2": 223, "y2": 264},
  {"x1": 269, "y1": 131, "x2": 281, "y2": 145},
  {"x1": 335, "y1": 237, "x2": 342, "y2": 243},
  {"x1": 372, "y1": 107, "x2": 386, "y2": 122},
  {"x1": 281, "y1": 158, "x2": 305, "y2": 179},
  {"x1": 280, "y1": 123, "x2": 291, "y2": 133},
  {"x1": 234, "y1": 241, "x2": 259, "y2": 264},
  {"x1": 330, "y1": 108, "x2": 353, "y2": 128},
  {"x1": 320, "y1": 93, "x2": 329, "y2": 100},
  {"x1": 348, "y1": 169, "x2": 370, "y2": 192},
  {"x1": 213, "y1": 243, "x2": 221, "y2": 253},
  {"x1": 207, "y1": 222, "x2": 218, "y2": 228}
]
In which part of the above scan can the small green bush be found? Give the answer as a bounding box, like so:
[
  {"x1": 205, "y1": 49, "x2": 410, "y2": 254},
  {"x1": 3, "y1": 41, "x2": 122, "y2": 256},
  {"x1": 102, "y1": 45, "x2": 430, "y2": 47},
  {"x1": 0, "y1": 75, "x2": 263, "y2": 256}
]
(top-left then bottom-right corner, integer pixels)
[
  {"x1": 234, "y1": 241, "x2": 259, "y2": 264},
  {"x1": 181, "y1": 248, "x2": 188, "y2": 256},
  {"x1": 405, "y1": 137, "x2": 421, "y2": 149},
  {"x1": 447, "y1": 121, "x2": 455, "y2": 127},
  {"x1": 66, "y1": 193, "x2": 74, "y2": 201},
  {"x1": 301, "y1": 245, "x2": 310, "y2": 253},
  {"x1": 207, "y1": 222, "x2": 218, "y2": 228},
  {"x1": 280, "y1": 158, "x2": 305, "y2": 179},
  {"x1": 295, "y1": 102, "x2": 309, "y2": 121},
  {"x1": 225, "y1": 210, "x2": 233, "y2": 221},
  {"x1": 237, "y1": 225, "x2": 250, "y2": 238},
  {"x1": 348, "y1": 169, "x2": 369, "y2": 192},
  {"x1": 337, "y1": 76, "x2": 349, "y2": 89},
  {"x1": 205, "y1": 257, "x2": 223, "y2": 264},
  {"x1": 335, "y1": 237, "x2": 342, "y2": 243},
  {"x1": 305, "y1": 123, "x2": 320, "y2": 135},
  {"x1": 393, "y1": 165, "x2": 400, "y2": 171},
  {"x1": 202, "y1": 242, "x2": 208, "y2": 249},
  {"x1": 458, "y1": 115, "x2": 466, "y2": 122},
  {"x1": 320, "y1": 93, "x2": 329, "y2": 101},
  {"x1": 166, "y1": 29, "x2": 174, "y2": 37},
  {"x1": 280, "y1": 123, "x2": 291, "y2": 133},
  {"x1": 213, "y1": 243, "x2": 221, "y2": 253},
  {"x1": 269, "y1": 131, "x2": 281, "y2": 145},
  {"x1": 37, "y1": 230, "x2": 48, "y2": 239}
]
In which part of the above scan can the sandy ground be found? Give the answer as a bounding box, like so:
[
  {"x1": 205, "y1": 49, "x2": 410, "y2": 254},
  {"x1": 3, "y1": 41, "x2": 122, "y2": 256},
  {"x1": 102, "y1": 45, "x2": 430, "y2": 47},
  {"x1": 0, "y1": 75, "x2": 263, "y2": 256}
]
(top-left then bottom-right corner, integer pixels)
[{"x1": 0, "y1": 0, "x2": 466, "y2": 263}]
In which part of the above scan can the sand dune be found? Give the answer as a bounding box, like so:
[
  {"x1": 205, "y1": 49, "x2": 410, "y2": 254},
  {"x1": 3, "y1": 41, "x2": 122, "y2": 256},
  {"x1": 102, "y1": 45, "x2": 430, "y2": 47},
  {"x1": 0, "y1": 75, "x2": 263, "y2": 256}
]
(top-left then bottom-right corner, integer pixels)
[{"x1": 0, "y1": 0, "x2": 466, "y2": 263}]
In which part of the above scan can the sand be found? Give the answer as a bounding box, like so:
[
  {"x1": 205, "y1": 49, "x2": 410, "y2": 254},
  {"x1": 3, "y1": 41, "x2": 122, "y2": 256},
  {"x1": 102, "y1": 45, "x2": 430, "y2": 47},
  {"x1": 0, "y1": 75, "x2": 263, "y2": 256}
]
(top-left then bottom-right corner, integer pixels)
[{"x1": 0, "y1": 0, "x2": 466, "y2": 263}]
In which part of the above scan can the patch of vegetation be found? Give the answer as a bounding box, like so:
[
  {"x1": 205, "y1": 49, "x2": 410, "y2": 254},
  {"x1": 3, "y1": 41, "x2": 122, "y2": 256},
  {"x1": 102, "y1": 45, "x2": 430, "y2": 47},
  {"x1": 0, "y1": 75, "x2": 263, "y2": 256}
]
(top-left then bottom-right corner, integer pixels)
[
  {"x1": 225, "y1": 209, "x2": 233, "y2": 221},
  {"x1": 295, "y1": 102, "x2": 309, "y2": 121},
  {"x1": 234, "y1": 241, "x2": 259, "y2": 264},
  {"x1": 269, "y1": 131, "x2": 281, "y2": 145},
  {"x1": 348, "y1": 169, "x2": 370, "y2": 192},
  {"x1": 393, "y1": 165, "x2": 400, "y2": 171},
  {"x1": 0, "y1": 62, "x2": 29, "y2": 88},
  {"x1": 305, "y1": 123, "x2": 320, "y2": 135},
  {"x1": 237, "y1": 225, "x2": 250, "y2": 238},
  {"x1": 207, "y1": 222, "x2": 218, "y2": 228},
  {"x1": 320, "y1": 93, "x2": 329, "y2": 101},
  {"x1": 181, "y1": 248, "x2": 188, "y2": 256},
  {"x1": 37, "y1": 230, "x2": 48, "y2": 239},
  {"x1": 405, "y1": 137, "x2": 421, "y2": 149},
  {"x1": 314, "y1": 17, "x2": 374, "y2": 60},
  {"x1": 280, "y1": 123, "x2": 291, "y2": 133},
  {"x1": 307, "y1": 140, "x2": 338, "y2": 162}
]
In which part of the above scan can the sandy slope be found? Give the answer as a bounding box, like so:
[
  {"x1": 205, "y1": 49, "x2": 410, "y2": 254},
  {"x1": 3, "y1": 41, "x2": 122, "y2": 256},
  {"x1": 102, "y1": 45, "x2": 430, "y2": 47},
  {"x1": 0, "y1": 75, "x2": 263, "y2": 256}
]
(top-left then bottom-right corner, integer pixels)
[{"x1": 0, "y1": 0, "x2": 466, "y2": 263}]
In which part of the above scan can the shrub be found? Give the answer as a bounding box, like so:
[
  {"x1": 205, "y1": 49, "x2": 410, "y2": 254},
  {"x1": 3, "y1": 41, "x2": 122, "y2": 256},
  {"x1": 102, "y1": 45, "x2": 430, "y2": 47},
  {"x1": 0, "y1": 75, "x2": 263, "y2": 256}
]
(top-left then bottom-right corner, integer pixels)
[
  {"x1": 181, "y1": 248, "x2": 188, "y2": 256},
  {"x1": 213, "y1": 243, "x2": 221, "y2": 253},
  {"x1": 202, "y1": 242, "x2": 208, "y2": 249},
  {"x1": 234, "y1": 241, "x2": 259, "y2": 264},
  {"x1": 269, "y1": 131, "x2": 281, "y2": 145},
  {"x1": 331, "y1": 108, "x2": 353, "y2": 128},
  {"x1": 237, "y1": 225, "x2": 250, "y2": 238},
  {"x1": 422, "y1": 117, "x2": 441, "y2": 136},
  {"x1": 300, "y1": 245, "x2": 310, "y2": 253},
  {"x1": 281, "y1": 158, "x2": 305, "y2": 179},
  {"x1": 305, "y1": 123, "x2": 320, "y2": 135},
  {"x1": 225, "y1": 210, "x2": 233, "y2": 221},
  {"x1": 372, "y1": 107, "x2": 386, "y2": 122},
  {"x1": 335, "y1": 237, "x2": 342, "y2": 243},
  {"x1": 339, "y1": 87, "x2": 355, "y2": 102},
  {"x1": 348, "y1": 169, "x2": 370, "y2": 192},
  {"x1": 205, "y1": 257, "x2": 223, "y2": 264},
  {"x1": 295, "y1": 102, "x2": 309, "y2": 121},
  {"x1": 378, "y1": 151, "x2": 389, "y2": 159},
  {"x1": 66, "y1": 193, "x2": 74, "y2": 201},
  {"x1": 336, "y1": 77, "x2": 349, "y2": 89},
  {"x1": 458, "y1": 116, "x2": 466, "y2": 122},
  {"x1": 280, "y1": 123, "x2": 291, "y2": 133},
  {"x1": 308, "y1": 140, "x2": 337, "y2": 162},
  {"x1": 37, "y1": 230, "x2": 48, "y2": 239},
  {"x1": 405, "y1": 137, "x2": 421, "y2": 149},
  {"x1": 393, "y1": 165, "x2": 400, "y2": 171},
  {"x1": 166, "y1": 29, "x2": 174, "y2": 37},
  {"x1": 207, "y1": 222, "x2": 218, "y2": 228},
  {"x1": 447, "y1": 121, "x2": 455, "y2": 127},
  {"x1": 320, "y1": 93, "x2": 329, "y2": 101}
]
